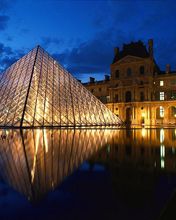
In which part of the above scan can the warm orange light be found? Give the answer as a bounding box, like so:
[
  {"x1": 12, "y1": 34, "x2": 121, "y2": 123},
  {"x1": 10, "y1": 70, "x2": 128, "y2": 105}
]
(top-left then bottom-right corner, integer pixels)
[{"x1": 141, "y1": 112, "x2": 145, "y2": 118}]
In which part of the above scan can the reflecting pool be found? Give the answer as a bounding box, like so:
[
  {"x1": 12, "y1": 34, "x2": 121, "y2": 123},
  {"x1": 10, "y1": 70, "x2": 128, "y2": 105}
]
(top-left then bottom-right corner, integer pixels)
[{"x1": 0, "y1": 128, "x2": 176, "y2": 220}]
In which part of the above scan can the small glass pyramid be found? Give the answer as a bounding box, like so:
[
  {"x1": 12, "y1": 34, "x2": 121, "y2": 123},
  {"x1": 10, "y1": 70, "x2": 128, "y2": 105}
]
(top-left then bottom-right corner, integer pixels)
[{"x1": 0, "y1": 46, "x2": 121, "y2": 127}]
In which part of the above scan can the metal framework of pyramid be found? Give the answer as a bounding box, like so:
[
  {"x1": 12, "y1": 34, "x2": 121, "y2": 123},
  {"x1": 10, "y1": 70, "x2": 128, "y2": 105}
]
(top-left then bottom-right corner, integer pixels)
[{"x1": 0, "y1": 46, "x2": 121, "y2": 127}]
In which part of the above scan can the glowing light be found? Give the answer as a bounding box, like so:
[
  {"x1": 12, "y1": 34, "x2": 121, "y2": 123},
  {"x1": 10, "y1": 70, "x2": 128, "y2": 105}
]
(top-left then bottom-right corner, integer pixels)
[
  {"x1": 160, "y1": 144, "x2": 165, "y2": 157},
  {"x1": 141, "y1": 112, "x2": 145, "y2": 118},
  {"x1": 161, "y1": 158, "x2": 165, "y2": 169},
  {"x1": 44, "y1": 129, "x2": 48, "y2": 153},
  {"x1": 0, "y1": 46, "x2": 121, "y2": 127},
  {"x1": 31, "y1": 129, "x2": 41, "y2": 183},
  {"x1": 160, "y1": 80, "x2": 164, "y2": 86},
  {"x1": 141, "y1": 128, "x2": 146, "y2": 137},
  {"x1": 159, "y1": 106, "x2": 164, "y2": 117},
  {"x1": 160, "y1": 129, "x2": 164, "y2": 143}
]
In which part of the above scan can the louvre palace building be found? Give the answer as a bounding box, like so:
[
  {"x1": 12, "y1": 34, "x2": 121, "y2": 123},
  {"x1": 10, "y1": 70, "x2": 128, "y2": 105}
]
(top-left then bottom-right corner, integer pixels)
[{"x1": 83, "y1": 39, "x2": 176, "y2": 126}]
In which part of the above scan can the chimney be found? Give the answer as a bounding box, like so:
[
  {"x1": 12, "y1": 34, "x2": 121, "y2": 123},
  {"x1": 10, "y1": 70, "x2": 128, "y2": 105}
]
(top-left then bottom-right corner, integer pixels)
[
  {"x1": 114, "y1": 47, "x2": 119, "y2": 56},
  {"x1": 90, "y1": 77, "x2": 95, "y2": 83},
  {"x1": 166, "y1": 64, "x2": 171, "y2": 73},
  {"x1": 104, "y1": 75, "x2": 110, "y2": 81},
  {"x1": 148, "y1": 39, "x2": 153, "y2": 59}
]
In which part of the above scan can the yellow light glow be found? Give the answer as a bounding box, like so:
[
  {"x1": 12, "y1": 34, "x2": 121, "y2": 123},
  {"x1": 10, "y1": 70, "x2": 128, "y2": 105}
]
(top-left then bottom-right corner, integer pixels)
[
  {"x1": 141, "y1": 128, "x2": 146, "y2": 137},
  {"x1": 160, "y1": 129, "x2": 164, "y2": 143},
  {"x1": 31, "y1": 129, "x2": 41, "y2": 183},
  {"x1": 141, "y1": 112, "x2": 145, "y2": 118},
  {"x1": 44, "y1": 129, "x2": 48, "y2": 153},
  {"x1": 160, "y1": 144, "x2": 165, "y2": 157},
  {"x1": 161, "y1": 158, "x2": 165, "y2": 169}
]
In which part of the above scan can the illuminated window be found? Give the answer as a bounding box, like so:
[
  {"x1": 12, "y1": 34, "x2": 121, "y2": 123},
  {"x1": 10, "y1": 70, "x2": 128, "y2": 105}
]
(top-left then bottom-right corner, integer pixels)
[
  {"x1": 160, "y1": 80, "x2": 164, "y2": 86},
  {"x1": 160, "y1": 106, "x2": 164, "y2": 117},
  {"x1": 160, "y1": 92, "x2": 164, "y2": 100}
]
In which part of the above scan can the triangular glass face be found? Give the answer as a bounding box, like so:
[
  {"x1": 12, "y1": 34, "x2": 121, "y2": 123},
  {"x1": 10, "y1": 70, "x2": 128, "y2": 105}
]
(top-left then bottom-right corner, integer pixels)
[
  {"x1": 0, "y1": 46, "x2": 121, "y2": 127},
  {"x1": 0, "y1": 47, "x2": 38, "y2": 127}
]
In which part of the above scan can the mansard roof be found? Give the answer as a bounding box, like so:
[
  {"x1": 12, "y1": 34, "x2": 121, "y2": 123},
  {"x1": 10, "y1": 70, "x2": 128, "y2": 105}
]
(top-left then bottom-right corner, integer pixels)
[{"x1": 113, "y1": 41, "x2": 150, "y2": 63}]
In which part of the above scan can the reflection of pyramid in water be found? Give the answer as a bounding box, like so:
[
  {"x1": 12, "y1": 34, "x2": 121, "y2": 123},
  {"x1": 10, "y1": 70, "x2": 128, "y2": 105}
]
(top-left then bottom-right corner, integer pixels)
[
  {"x1": 0, "y1": 46, "x2": 121, "y2": 127},
  {"x1": 0, "y1": 129, "x2": 113, "y2": 201}
]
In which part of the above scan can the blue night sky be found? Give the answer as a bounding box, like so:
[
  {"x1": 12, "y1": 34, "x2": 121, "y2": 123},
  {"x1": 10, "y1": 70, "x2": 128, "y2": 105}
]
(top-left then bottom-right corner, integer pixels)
[{"x1": 0, "y1": 0, "x2": 176, "y2": 82}]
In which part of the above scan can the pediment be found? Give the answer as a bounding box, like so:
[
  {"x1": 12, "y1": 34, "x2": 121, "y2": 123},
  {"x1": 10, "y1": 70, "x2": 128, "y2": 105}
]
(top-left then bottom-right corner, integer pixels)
[{"x1": 114, "y1": 55, "x2": 146, "y2": 64}]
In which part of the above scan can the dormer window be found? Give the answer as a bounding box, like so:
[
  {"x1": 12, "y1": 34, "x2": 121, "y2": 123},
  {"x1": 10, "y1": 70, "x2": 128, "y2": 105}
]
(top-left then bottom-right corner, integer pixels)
[
  {"x1": 140, "y1": 66, "x2": 145, "y2": 75},
  {"x1": 127, "y1": 68, "x2": 132, "y2": 77}
]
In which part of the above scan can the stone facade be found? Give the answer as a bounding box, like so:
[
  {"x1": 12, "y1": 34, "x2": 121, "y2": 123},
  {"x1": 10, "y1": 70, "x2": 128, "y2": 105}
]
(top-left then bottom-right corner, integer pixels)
[{"x1": 83, "y1": 39, "x2": 176, "y2": 126}]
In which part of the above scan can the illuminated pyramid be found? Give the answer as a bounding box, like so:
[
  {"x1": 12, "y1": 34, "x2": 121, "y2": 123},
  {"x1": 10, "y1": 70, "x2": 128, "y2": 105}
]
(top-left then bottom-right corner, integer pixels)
[{"x1": 0, "y1": 46, "x2": 121, "y2": 127}]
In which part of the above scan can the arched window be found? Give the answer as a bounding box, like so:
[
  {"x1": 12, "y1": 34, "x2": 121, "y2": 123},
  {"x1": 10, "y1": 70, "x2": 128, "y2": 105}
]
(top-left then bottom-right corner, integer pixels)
[
  {"x1": 168, "y1": 106, "x2": 176, "y2": 118},
  {"x1": 125, "y1": 91, "x2": 132, "y2": 102},
  {"x1": 127, "y1": 68, "x2": 132, "y2": 77},
  {"x1": 115, "y1": 70, "x2": 119, "y2": 78},
  {"x1": 140, "y1": 66, "x2": 145, "y2": 75},
  {"x1": 140, "y1": 92, "x2": 145, "y2": 101},
  {"x1": 156, "y1": 106, "x2": 164, "y2": 119}
]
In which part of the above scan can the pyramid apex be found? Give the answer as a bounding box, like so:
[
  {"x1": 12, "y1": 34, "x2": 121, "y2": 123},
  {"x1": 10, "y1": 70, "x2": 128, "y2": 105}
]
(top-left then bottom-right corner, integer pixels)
[
  {"x1": 36, "y1": 44, "x2": 42, "y2": 49},
  {"x1": 0, "y1": 44, "x2": 121, "y2": 127}
]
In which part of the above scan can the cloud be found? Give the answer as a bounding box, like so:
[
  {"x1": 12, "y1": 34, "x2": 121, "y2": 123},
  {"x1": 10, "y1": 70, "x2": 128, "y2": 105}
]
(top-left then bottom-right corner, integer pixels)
[
  {"x1": 52, "y1": 28, "x2": 129, "y2": 78},
  {"x1": 0, "y1": 43, "x2": 25, "y2": 72},
  {"x1": 0, "y1": 0, "x2": 16, "y2": 31},
  {"x1": 0, "y1": 0, "x2": 11, "y2": 12},
  {"x1": 41, "y1": 37, "x2": 63, "y2": 48},
  {"x1": 0, "y1": 43, "x2": 13, "y2": 55}
]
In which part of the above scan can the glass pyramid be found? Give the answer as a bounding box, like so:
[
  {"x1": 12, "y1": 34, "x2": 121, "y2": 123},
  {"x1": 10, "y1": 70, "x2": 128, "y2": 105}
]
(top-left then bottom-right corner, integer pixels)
[{"x1": 0, "y1": 46, "x2": 121, "y2": 127}]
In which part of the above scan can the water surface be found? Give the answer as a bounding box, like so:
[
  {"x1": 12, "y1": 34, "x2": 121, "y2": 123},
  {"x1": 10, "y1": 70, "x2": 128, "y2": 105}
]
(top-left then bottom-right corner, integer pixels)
[{"x1": 0, "y1": 128, "x2": 176, "y2": 220}]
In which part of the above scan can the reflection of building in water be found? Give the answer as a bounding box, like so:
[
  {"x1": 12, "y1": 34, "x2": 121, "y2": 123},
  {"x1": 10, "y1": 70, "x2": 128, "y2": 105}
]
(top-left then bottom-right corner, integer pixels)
[
  {"x1": 1, "y1": 128, "x2": 176, "y2": 202},
  {"x1": 0, "y1": 129, "x2": 113, "y2": 201},
  {"x1": 90, "y1": 129, "x2": 176, "y2": 173}
]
